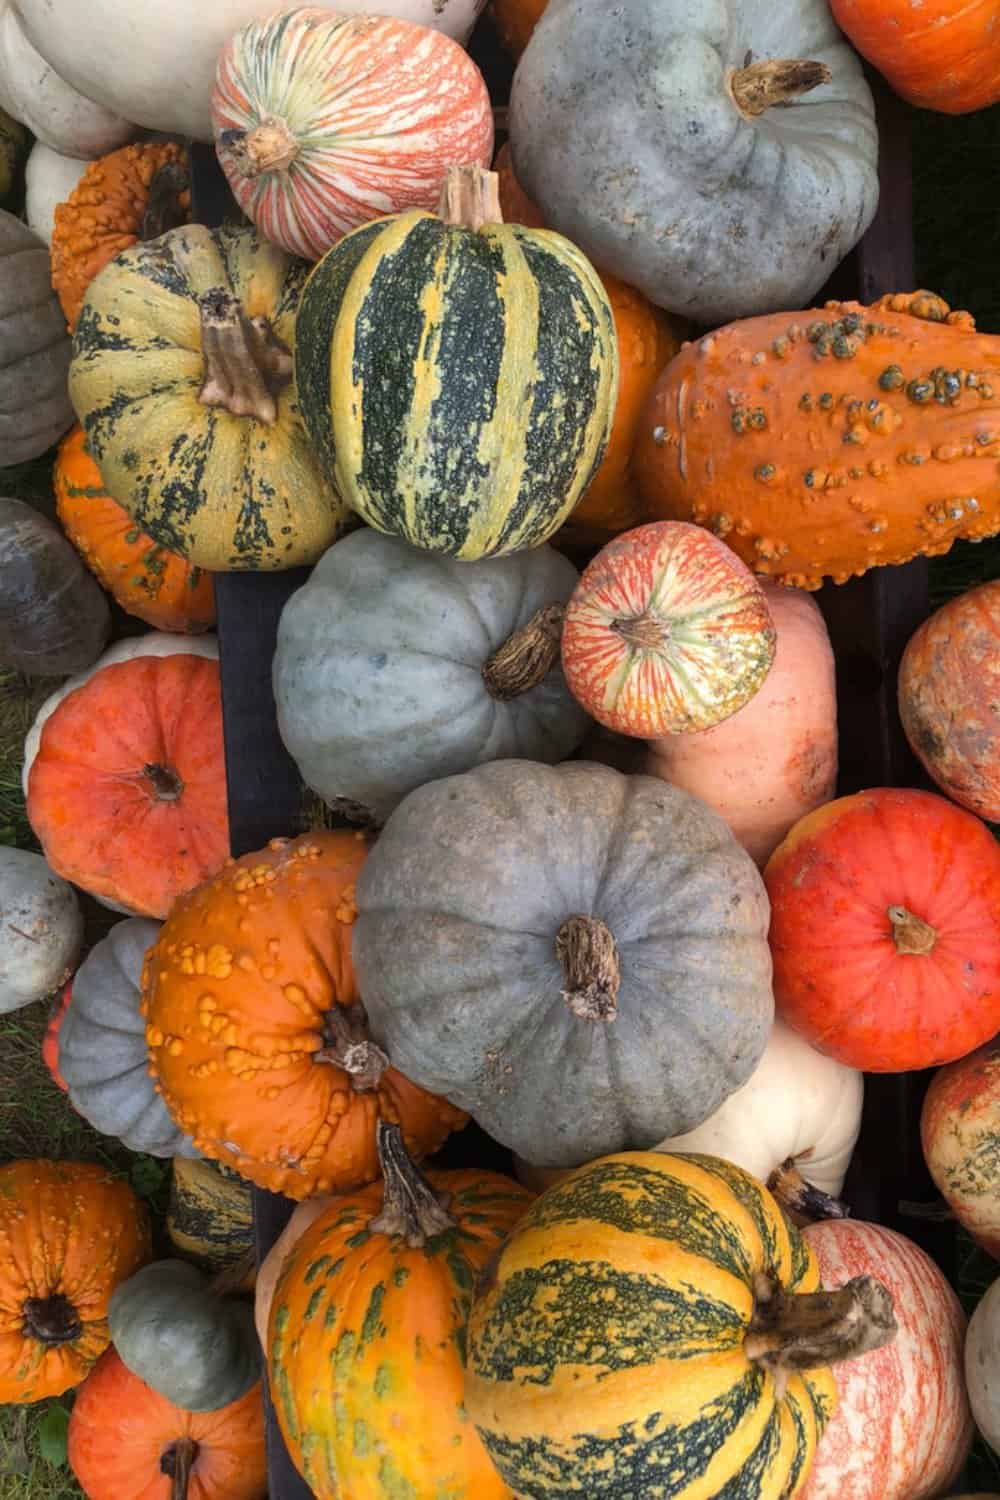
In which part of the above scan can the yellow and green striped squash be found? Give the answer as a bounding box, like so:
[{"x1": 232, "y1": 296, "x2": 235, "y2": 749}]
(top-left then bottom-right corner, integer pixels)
[
  {"x1": 465, "y1": 1151, "x2": 838, "y2": 1500},
  {"x1": 294, "y1": 203, "x2": 619, "y2": 560}
]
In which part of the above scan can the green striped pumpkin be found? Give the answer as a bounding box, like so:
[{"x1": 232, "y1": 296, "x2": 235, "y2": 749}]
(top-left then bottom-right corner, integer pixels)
[{"x1": 294, "y1": 165, "x2": 619, "y2": 560}]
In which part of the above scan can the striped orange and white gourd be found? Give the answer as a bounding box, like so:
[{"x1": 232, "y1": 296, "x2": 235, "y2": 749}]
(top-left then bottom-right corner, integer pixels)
[{"x1": 212, "y1": 9, "x2": 494, "y2": 262}]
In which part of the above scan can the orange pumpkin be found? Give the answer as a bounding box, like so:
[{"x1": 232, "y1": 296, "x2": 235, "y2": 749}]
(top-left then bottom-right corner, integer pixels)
[
  {"x1": 55, "y1": 426, "x2": 216, "y2": 634},
  {"x1": 142, "y1": 833, "x2": 467, "y2": 1201},
  {"x1": 491, "y1": 0, "x2": 547, "y2": 56},
  {"x1": 0, "y1": 1160, "x2": 151, "y2": 1403},
  {"x1": 830, "y1": 0, "x2": 1000, "y2": 114}
]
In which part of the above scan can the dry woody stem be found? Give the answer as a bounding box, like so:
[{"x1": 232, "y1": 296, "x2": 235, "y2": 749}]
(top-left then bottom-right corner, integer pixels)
[
  {"x1": 316, "y1": 1003, "x2": 389, "y2": 1092},
  {"x1": 196, "y1": 288, "x2": 292, "y2": 425},
  {"x1": 888, "y1": 905, "x2": 938, "y2": 956},
  {"x1": 730, "y1": 59, "x2": 833, "y2": 117},
  {"x1": 482, "y1": 604, "x2": 565, "y2": 700},
  {"x1": 220, "y1": 115, "x2": 299, "y2": 176},
  {"x1": 745, "y1": 1270, "x2": 896, "y2": 1397},
  {"x1": 437, "y1": 164, "x2": 504, "y2": 231},
  {"x1": 368, "y1": 1120, "x2": 455, "y2": 1247},
  {"x1": 767, "y1": 1158, "x2": 852, "y2": 1223},
  {"x1": 161, "y1": 1436, "x2": 198, "y2": 1500},
  {"x1": 557, "y1": 915, "x2": 621, "y2": 1023}
]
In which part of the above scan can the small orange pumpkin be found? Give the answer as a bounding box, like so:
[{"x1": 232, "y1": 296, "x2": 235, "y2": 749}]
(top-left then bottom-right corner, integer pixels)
[
  {"x1": 830, "y1": 0, "x2": 1000, "y2": 115},
  {"x1": 491, "y1": 0, "x2": 547, "y2": 56}
]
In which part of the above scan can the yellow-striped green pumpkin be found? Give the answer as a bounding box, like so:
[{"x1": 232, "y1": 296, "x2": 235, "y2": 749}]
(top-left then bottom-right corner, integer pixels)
[
  {"x1": 465, "y1": 1151, "x2": 839, "y2": 1499},
  {"x1": 294, "y1": 166, "x2": 619, "y2": 561}
]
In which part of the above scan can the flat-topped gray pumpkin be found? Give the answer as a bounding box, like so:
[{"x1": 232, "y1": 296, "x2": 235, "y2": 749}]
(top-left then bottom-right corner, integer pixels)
[
  {"x1": 0, "y1": 497, "x2": 110, "y2": 674},
  {"x1": 354, "y1": 759, "x2": 774, "y2": 1167},
  {"x1": 0, "y1": 207, "x2": 74, "y2": 465}
]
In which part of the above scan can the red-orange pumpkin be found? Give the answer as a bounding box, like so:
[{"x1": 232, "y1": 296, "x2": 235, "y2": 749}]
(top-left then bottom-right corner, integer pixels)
[
  {"x1": 42, "y1": 982, "x2": 71, "y2": 1094},
  {"x1": 829, "y1": 0, "x2": 1000, "y2": 115},
  {"x1": 491, "y1": 0, "x2": 547, "y2": 56},
  {"x1": 921, "y1": 1039, "x2": 1000, "y2": 1257}
]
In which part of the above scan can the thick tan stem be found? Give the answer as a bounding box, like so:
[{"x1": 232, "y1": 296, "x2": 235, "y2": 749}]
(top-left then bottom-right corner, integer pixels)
[
  {"x1": 161, "y1": 1437, "x2": 198, "y2": 1500},
  {"x1": 767, "y1": 1159, "x2": 851, "y2": 1224},
  {"x1": 744, "y1": 1271, "x2": 896, "y2": 1381},
  {"x1": 556, "y1": 915, "x2": 620, "y2": 1023},
  {"x1": 730, "y1": 59, "x2": 832, "y2": 117},
  {"x1": 144, "y1": 762, "x2": 183, "y2": 803},
  {"x1": 888, "y1": 905, "x2": 937, "y2": 956},
  {"x1": 22, "y1": 1294, "x2": 82, "y2": 1346},
  {"x1": 140, "y1": 160, "x2": 189, "y2": 242},
  {"x1": 196, "y1": 289, "x2": 291, "y2": 425},
  {"x1": 368, "y1": 1121, "x2": 455, "y2": 1247},
  {"x1": 611, "y1": 612, "x2": 669, "y2": 652},
  {"x1": 437, "y1": 165, "x2": 504, "y2": 231},
  {"x1": 316, "y1": 1004, "x2": 389, "y2": 1092},
  {"x1": 224, "y1": 115, "x2": 299, "y2": 176},
  {"x1": 482, "y1": 605, "x2": 565, "y2": 700}
]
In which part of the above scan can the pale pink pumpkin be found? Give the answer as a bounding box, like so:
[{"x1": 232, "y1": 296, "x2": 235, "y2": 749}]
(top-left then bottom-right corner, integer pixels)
[
  {"x1": 212, "y1": 9, "x2": 494, "y2": 261},
  {"x1": 801, "y1": 1219, "x2": 972, "y2": 1500}
]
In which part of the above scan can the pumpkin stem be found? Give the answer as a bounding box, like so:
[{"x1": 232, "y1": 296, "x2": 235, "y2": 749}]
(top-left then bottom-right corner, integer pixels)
[
  {"x1": 220, "y1": 115, "x2": 299, "y2": 176},
  {"x1": 161, "y1": 1437, "x2": 198, "y2": 1500},
  {"x1": 887, "y1": 905, "x2": 937, "y2": 956},
  {"x1": 437, "y1": 165, "x2": 504, "y2": 231},
  {"x1": 729, "y1": 59, "x2": 832, "y2": 117},
  {"x1": 556, "y1": 915, "x2": 621, "y2": 1023},
  {"x1": 144, "y1": 762, "x2": 184, "y2": 802},
  {"x1": 197, "y1": 288, "x2": 293, "y2": 426},
  {"x1": 368, "y1": 1121, "x2": 456, "y2": 1247},
  {"x1": 744, "y1": 1271, "x2": 896, "y2": 1387},
  {"x1": 140, "y1": 160, "x2": 190, "y2": 242},
  {"x1": 316, "y1": 1003, "x2": 390, "y2": 1092},
  {"x1": 482, "y1": 604, "x2": 566, "y2": 700},
  {"x1": 610, "y1": 612, "x2": 669, "y2": 652},
  {"x1": 767, "y1": 1158, "x2": 851, "y2": 1224},
  {"x1": 22, "y1": 1294, "x2": 82, "y2": 1346}
]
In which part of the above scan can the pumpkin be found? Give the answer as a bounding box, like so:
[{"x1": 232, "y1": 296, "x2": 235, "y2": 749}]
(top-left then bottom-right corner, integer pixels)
[
  {"x1": 645, "y1": 580, "x2": 838, "y2": 866},
  {"x1": 636, "y1": 290, "x2": 1000, "y2": 590},
  {"x1": 142, "y1": 831, "x2": 467, "y2": 1200},
  {"x1": 354, "y1": 758, "x2": 774, "y2": 1167},
  {"x1": 24, "y1": 142, "x2": 87, "y2": 244},
  {"x1": 0, "y1": 847, "x2": 82, "y2": 1014},
  {"x1": 213, "y1": 9, "x2": 494, "y2": 262},
  {"x1": 0, "y1": 1158, "x2": 151, "y2": 1402},
  {"x1": 0, "y1": 498, "x2": 110, "y2": 675},
  {"x1": 273, "y1": 529, "x2": 590, "y2": 825},
  {"x1": 0, "y1": 101, "x2": 24, "y2": 199},
  {"x1": 921, "y1": 1039, "x2": 1000, "y2": 1258},
  {"x1": 295, "y1": 163, "x2": 618, "y2": 561},
  {"x1": 830, "y1": 0, "x2": 1000, "y2": 115},
  {"x1": 0, "y1": 208, "x2": 74, "y2": 466},
  {"x1": 491, "y1": 0, "x2": 545, "y2": 55},
  {"x1": 51, "y1": 140, "x2": 191, "y2": 331},
  {"x1": 253, "y1": 1196, "x2": 331, "y2": 1351},
  {"x1": 466, "y1": 1151, "x2": 897, "y2": 1499},
  {"x1": 898, "y1": 580, "x2": 1000, "y2": 823},
  {"x1": 268, "y1": 1122, "x2": 530, "y2": 1499},
  {"x1": 69, "y1": 222, "x2": 350, "y2": 572},
  {"x1": 54, "y1": 427, "x2": 216, "y2": 635},
  {"x1": 167, "y1": 1157, "x2": 255, "y2": 1281},
  {"x1": 801, "y1": 1219, "x2": 972, "y2": 1500},
  {"x1": 967, "y1": 1279, "x2": 1000, "y2": 1454},
  {"x1": 0, "y1": 4, "x2": 133, "y2": 158},
  {"x1": 765, "y1": 788, "x2": 1000, "y2": 1072},
  {"x1": 25, "y1": 635, "x2": 229, "y2": 918},
  {"x1": 508, "y1": 0, "x2": 878, "y2": 324},
  {"x1": 560, "y1": 521, "x2": 776, "y2": 739},
  {"x1": 68, "y1": 1348, "x2": 267, "y2": 1500},
  {"x1": 42, "y1": 982, "x2": 71, "y2": 1092}
]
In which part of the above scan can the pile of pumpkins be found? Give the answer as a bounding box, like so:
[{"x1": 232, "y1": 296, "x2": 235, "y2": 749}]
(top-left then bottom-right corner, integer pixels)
[{"x1": 5, "y1": 1, "x2": 1000, "y2": 1498}]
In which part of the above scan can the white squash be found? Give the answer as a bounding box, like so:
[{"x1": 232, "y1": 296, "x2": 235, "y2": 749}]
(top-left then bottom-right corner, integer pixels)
[
  {"x1": 13, "y1": 0, "x2": 488, "y2": 142},
  {"x1": 25, "y1": 141, "x2": 87, "y2": 244},
  {"x1": 0, "y1": 847, "x2": 82, "y2": 1013},
  {"x1": 967, "y1": 1278, "x2": 1000, "y2": 1452},
  {"x1": 0, "y1": 1, "x2": 132, "y2": 157}
]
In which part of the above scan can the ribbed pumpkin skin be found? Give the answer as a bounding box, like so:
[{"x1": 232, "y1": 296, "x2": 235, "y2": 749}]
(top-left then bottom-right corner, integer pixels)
[
  {"x1": 213, "y1": 10, "x2": 493, "y2": 262},
  {"x1": 466, "y1": 1151, "x2": 836, "y2": 1499},
  {"x1": 0, "y1": 208, "x2": 73, "y2": 466},
  {"x1": 830, "y1": 0, "x2": 1000, "y2": 114},
  {"x1": 921, "y1": 1040, "x2": 1000, "y2": 1258},
  {"x1": 0, "y1": 496, "x2": 111, "y2": 677},
  {"x1": 268, "y1": 1168, "x2": 531, "y2": 1500},
  {"x1": 295, "y1": 204, "x2": 618, "y2": 560}
]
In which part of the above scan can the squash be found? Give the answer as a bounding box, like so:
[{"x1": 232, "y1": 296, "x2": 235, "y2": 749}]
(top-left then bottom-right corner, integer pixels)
[
  {"x1": 491, "y1": 0, "x2": 545, "y2": 56},
  {"x1": 24, "y1": 142, "x2": 87, "y2": 244},
  {"x1": 898, "y1": 580, "x2": 1000, "y2": 823},
  {"x1": 636, "y1": 290, "x2": 1000, "y2": 591},
  {"x1": 967, "y1": 1278, "x2": 1000, "y2": 1454},
  {"x1": 68, "y1": 1348, "x2": 267, "y2": 1500},
  {"x1": 295, "y1": 163, "x2": 618, "y2": 560},
  {"x1": 142, "y1": 831, "x2": 467, "y2": 1201},
  {"x1": 0, "y1": 3, "x2": 133, "y2": 158},
  {"x1": 213, "y1": 9, "x2": 494, "y2": 262},
  {"x1": 921, "y1": 1039, "x2": 1000, "y2": 1258},
  {"x1": 508, "y1": 0, "x2": 878, "y2": 324},
  {"x1": 167, "y1": 1157, "x2": 255, "y2": 1281},
  {"x1": 645, "y1": 581, "x2": 838, "y2": 866},
  {"x1": 41, "y1": 983, "x2": 71, "y2": 1093},
  {"x1": 830, "y1": 0, "x2": 1000, "y2": 114},
  {"x1": 253, "y1": 1196, "x2": 331, "y2": 1351},
  {"x1": 273, "y1": 529, "x2": 590, "y2": 825},
  {"x1": 0, "y1": 1158, "x2": 151, "y2": 1402},
  {"x1": 0, "y1": 208, "x2": 74, "y2": 466},
  {"x1": 0, "y1": 498, "x2": 110, "y2": 675},
  {"x1": 801, "y1": 1219, "x2": 972, "y2": 1500},
  {"x1": 0, "y1": 848, "x2": 82, "y2": 1013},
  {"x1": 561, "y1": 522, "x2": 776, "y2": 739},
  {"x1": 51, "y1": 140, "x2": 190, "y2": 331},
  {"x1": 0, "y1": 101, "x2": 24, "y2": 199},
  {"x1": 466, "y1": 1151, "x2": 897, "y2": 1499},
  {"x1": 268, "y1": 1122, "x2": 531, "y2": 1499},
  {"x1": 54, "y1": 426, "x2": 216, "y2": 635},
  {"x1": 354, "y1": 758, "x2": 774, "y2": 1167},
  {"x1": 69, "y1": 222, "x2": 350, "y2": 572},
  {"x1": 766, "y1": 788, "x2": 1000, "y2": 1072}
]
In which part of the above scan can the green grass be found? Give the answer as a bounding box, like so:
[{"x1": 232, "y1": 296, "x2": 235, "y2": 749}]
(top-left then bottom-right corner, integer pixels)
[{"x1": 0, "y1": 1405, "x2": 79, "y2": 1499}]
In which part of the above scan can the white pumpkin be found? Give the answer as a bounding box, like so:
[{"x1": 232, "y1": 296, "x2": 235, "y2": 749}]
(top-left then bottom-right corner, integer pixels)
[
  {"x1": 967, "y1": 1278, "x2": 1000, "y2": 1452},
  {"x1": 0, "y1": 847, "x2": 82, "y2": 1013},
  {"x1": 12, "y1": 0, "x2": 488, "y2": 142},
  {"x1": 25, "y1": 141, "x2": 87, "y2": 244}
]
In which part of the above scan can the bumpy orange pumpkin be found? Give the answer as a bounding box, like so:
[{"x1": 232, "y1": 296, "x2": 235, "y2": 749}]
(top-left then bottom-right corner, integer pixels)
[
  {"x1": 55, "y1": 427, "x2": 216, "y2": 634},
  {"x1": 142, "y1": 833, "x2": 467, "y2": 1200},
  {"x1": 636, "y1": 291, "x2": 1000, "y2": 589},
  {"x1": 0, "y1": 1159, "x2": 151, "y2": 1403},
  {"x1": 830, "y1": 0, "x2": 1000, "y2": 115},
  {"x1": 491, "y1": 0, "x2": 547, "y2": 56}
]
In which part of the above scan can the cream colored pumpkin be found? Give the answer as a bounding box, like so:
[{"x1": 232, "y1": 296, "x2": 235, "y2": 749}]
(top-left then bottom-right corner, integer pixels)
[
  {"x1": 0, "y1": 2, "x2": 133, "y2": 157},
  {"x1": 967, "y1": 1279, "x2": 1000, "y2": 1452},
  {"x1": 25, "y1": 142, "x2": 87, "y2": 244}
]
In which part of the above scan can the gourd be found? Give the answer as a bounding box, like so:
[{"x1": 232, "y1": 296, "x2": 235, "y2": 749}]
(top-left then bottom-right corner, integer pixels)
[
  {"x1": 0, "y1": 101, "x2": 23, "y2": 198},
  {"x1": 268, "y1": 1122, "x2": 531, "y2": 1499},
  {"x1": 69, "y1": 222, "x2": 350, "y2": 572},
  {"x1": 560, "y1": 521, "x2": 776, "y2": 738},
  {"x1": 54, "y1": 426, "x2": 216, "y2": 634},
  {"x1": 213, "y1": 9, "x2": 494, "y2": 261},
  {"x1": 167, "y1": 1158, "x2": 255, "y2": 1281},
  {"x1": 508, "y1": 0, "x2": 878, "y2": 323},
  {"x1": 921, "y1": 1039, "x2": 1000, "y2": 1258},
  {"x1": 801, "y1": 1218, "x2": 972, "y2": 1500},
  {"x1": 967, "y1": 1279, "x2": 1000, "y2": 1453},
  {"x1": 0, "y1": 3, "x2": 133, "y2": 158},
  {"x1": 0, "y1": 498, "x2": 110, "y2": 674},
  {"x1": 141, "y1": 831, "x2": 467, "y2": 1200},
  {"x1": 636, "y1": 290, "x2": 1000, "y2": 590},
  {"x1": 830, "y1": 0, "x2": 1000, "y2": 114},
  {"x1": 0, "y1": 848, "x2": 82, "y2": 1013},
  {"x1": 295, "y1": 164, "x2": 618, "y2": 560},
  {"x1": 898, "y1": 580, "x2": 1000, "y2": 822},
  {"x1": 68, "y1": 1348, "x2": 267, "y2": 1500},
  {"x1": 59, "y1": 918, "x2": 199, "y2": 1157},
  {"x1": 354, "y1": 758, "x2": 774, "y2": 1167},
  {"x1": 766, "y1": 788, "x2": 1000, "y2": 1071},
  {"x1": 0, "y1": 208, "x2": 74, "y2": 466},
  {"x1": 0, "y1": 1158, "x2": 151, "y2": 1402},
  {"x1": 273, "y1": 529, "x2": 590, "y2": 825},
  {"x1": 645, "y1": 581, "x2": 838, "y2": 866},
  {"x1": 109, "y1": 1260, "x2": 259, "y2": 1413},
  {"x1": 24, "y1": 142, "x2": 87, "y2": 244},
  {"x1": 466, "y1": 1151, "x2": 897, "y2": 1499}
]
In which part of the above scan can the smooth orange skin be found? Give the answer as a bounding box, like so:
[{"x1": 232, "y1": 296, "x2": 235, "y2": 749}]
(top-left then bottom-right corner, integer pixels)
[
  {"x1": 491, "y1": 0, "x2": 547, "y2": 56},
  {"x1": 766, "y1": 788, "x2": 1000, "y2": 1072},
  {"x1": 830, "y1": 0, "x2": 1000, "y2": 114},
  {"x1": 922, "y1": 1040, "x2": 1000, "y2": 1258}
]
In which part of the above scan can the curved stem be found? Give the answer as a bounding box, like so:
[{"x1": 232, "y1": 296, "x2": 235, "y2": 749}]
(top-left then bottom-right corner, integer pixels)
[
  {"x1": 482, "y1": 604, "x2": 565, "y2": 700},
  {"x1": 161, "y1": 1437, "x2": 198, "y2": 1500},
  {"x1": 611, "y1": 612, "x2": 669, "y2": 652},
  {"x1": 730, "y1": 59, "x2": 832, "y2": 117},
  {"x1": 315, "y1": 1004, "x2": 389, "y2": 1092},
  {"x1": 437, "y1": 165, "x2": 503, "y2": 231},
  {"x1": 767, "y1": 1158, "x2": 851, "y2": 1223},
  {"x1": 22, "y1": 1294, "x2": 82, "y2": 1346},
  {"x1": 556, "y1": 915, "x2": 620, "y2": 1023},
  {"x1": 744, "y1": 1271, "x2": 896, "y2": 1394},
  {"x1": 888, "y1": 905, "x2": 937, "y2": 957},
  {"x1": 140, "y1": 160, "x2": 189, "y2": 242},
  {"x1": 196, "y1": 288, "x2": 292, "y2": 425},
  {"x1": 144, "y1": 762, "x2": 183, "y2": 803},
  {"x1": 368, "y1": 1121, "x2": 455, "y2": 1247}
]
